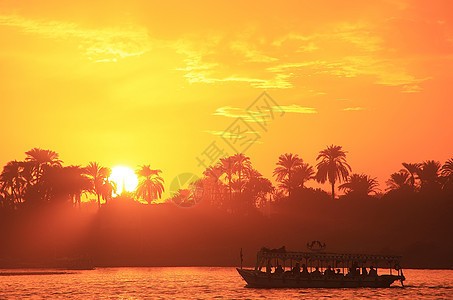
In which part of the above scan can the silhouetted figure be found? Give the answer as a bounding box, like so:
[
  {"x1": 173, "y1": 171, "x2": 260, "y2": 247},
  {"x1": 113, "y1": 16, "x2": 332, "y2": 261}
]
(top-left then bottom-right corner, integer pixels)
[
  {"x1": 324, "y1": 265, "x2": 334, "y2": 276},
  {"x1": 348, "y1": 265, "x2": 359, "y2": 276},
  {"x1": 266, "y1": 261, "x2": 272, "y2": 274},
  {"x1": 275, "y1": 264, "x2": 284, "y2": 275},
  {"x1": 311, "y1": 266, "x2": 322, "y2": 276},
  {"x1": 336, "y1": 269, "x2": 341, "y2": 275},
  {"x1": 301, "y1": 264, "x2": 309, "y2": 276},
  {"x1": 348, "y1": 262, "x2": 359, "y2": 276},
  {"x1": 362, "y1": 267, "x2": 368, "y2": 276},
  {"x1": 369, "y1": 266, "x2": 378, "y2": 276},
  {"x1": 292, "y1": 263, "x2": 301, "y2": 275}
]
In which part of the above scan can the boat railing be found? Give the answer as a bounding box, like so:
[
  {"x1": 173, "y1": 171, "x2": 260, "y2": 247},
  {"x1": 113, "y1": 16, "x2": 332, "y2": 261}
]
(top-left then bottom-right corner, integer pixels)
[{"x1": 255, "y1": 248, "x2": 403, "y2": 277}]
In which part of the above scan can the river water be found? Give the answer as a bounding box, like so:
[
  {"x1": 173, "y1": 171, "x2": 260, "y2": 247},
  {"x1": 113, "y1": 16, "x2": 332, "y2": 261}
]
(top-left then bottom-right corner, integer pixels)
[{"x1": 0, "y1": 268, "x2": 451, "y2": 299}]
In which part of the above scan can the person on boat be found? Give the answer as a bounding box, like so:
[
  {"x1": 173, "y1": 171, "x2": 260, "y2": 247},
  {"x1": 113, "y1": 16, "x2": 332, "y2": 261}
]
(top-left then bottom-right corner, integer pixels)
[
  {"x1": 311, "y1": 266, "x2": 322, "y2": 276},
  {"x1": 301, "y1": 264, "x2": 309, "y2": 276},
  {"x1": 275, "y1": 264, "x2": 284, "y2": 275},
  {"x1": 324, "y1": 265, "x2": 334, "y2": 276},
  {"x1": 347, "y1": 266, "x2": 358, "y2": 276},
  {"x1": 369, "y1": 266, "x2": 378, "y2": 276},
  {"x1": 361, "y1": 267, "x2": 368, "y2": 276},
  {"x1": 292, "y1": 263, "x2": 301, "y2": 275},
  {"x1": 266, "y1": 260, "x2": 272, "y2": 274},
  {"x1": 348, "y1": 262, "x2": 359, "y2": 276}
]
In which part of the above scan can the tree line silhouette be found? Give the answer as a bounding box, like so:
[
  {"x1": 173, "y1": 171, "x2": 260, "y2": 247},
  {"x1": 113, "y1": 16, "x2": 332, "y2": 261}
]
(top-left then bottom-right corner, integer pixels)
[
  {"x1": 1, "y1": 146, "x2": 453, "y2": 212},
  {"x1": 0, "y1": 146, "x2": 452, "y2": 269},
  {"x1": 170, "y1": 144, "x2": 453, "y2": 212},
  {"x1": 0, "y1": 148, "x2": 164, "y2": 210}
]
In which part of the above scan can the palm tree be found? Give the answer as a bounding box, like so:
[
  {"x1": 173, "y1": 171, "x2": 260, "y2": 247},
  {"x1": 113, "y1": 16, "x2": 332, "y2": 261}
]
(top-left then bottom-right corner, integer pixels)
[
  {"x1": 136, "y1": 165, "x2": 164, "y2": 204},
  {"x1": 203, "y1": 165, "x2": 225, "y2": 206},
  {"x1": 243, "y1": 169, "x2": 274, "y2": 209},
  {"x1": 232, "y1": 153, "x2": 252, "y2": 194},
  {"x1": 441, "y1": 158, "x2": 453, "y2": 190},
  {"x1": 64, "y1": 165, "x2": 91, "y2": 206},
  {"x1": 293, "y1": 163, "x2": 315, "y2": 189},
  {"x1": 402, "y1": 162, "x2": 421, "y2": 189},
  {"x1": 441, "y1": 158, "x2": 453, "y2": 177},
  {"x1": 417, "y1": 160, "x2": 442, "y2": 191},
  {"x1": 84, "y1": 162, "x2": 110, "y2": 207},
  {"x1": 386, "y1": 170, "x2": 411, "y2": 191},
  {"x1": 219, "y1": 156, "x2": 236, "y2": 203},
  {"x1": 0, "y1": 161, "x2": 27, "y2": 208},
  {"x1": 339, "y1": 173, "x2": 379, "y2": 196},
  {"x1": 316, "y1": 145, "x2": 351, "y2": 200},
  {"x1": 39, "y1": 165, "x2": 91, "y2": 205},
  {"x1": 25, "y1": 148, "x2": 62, "y2": 184},
  {"x1": 100, "y1": 177, "x2": 117, "y2": 204},
  {"x1": 273, "y1": 153, "x2": 303, "y2": 200}
]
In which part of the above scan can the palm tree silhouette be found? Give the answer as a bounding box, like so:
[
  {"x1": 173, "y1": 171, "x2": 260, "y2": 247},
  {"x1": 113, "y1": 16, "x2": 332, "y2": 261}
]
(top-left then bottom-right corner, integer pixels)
[
  {"x1": 441, "y1": 158, "x2": 453, "y2": 190},
  {"x1": 219, "y1": 156, "x2": 236, "y2": 204},
  {"x1": 65, "y1": 165, "x2": 91, "y2": 207},
  {"x1": 25, "y1": 148, "x2": 62, "y2": 184},
  {"x1": 100, "y1": 175, "x2": 117, "y2": 204},
  {"x1": 441, "y1": 158, "x2": 453, "y2": 177},
  {"x1": 0, "y1": 161, "x2": 27, "y2": 208},
  {"x1": 273, "y1": 153, "x2": 303, "y2": 200},
  {"x1": 232, "y1": 153, "x2": 252, "y2": 195},
  {"x1": 243, "y1": 168, "x2": 274, "y2": 209},
  {"x1": 136, "y1": 165, "x2": 164, "y2": 204},
  {"x1": 84, "y1": 162, "x2": 110, "y2": 207},
  {"x1": 203, "y1": 165, "x2": 224, "y2": 206},
  {"x1": 293, "y1": 163, "x2": 315, "y2": 189},
  {"x1": 386, "y1": 170, "x2": 411, "y2": 191},
  {"x1": 417, "y1": 160, "x2": 442, "y2": 191},
  {"x1": 316, "y1": 145, "x2": 351, "y2": 200},
  {"x1": 339, "y1": 173, "x2": 379, "y2": 197},
  {"x1": 402, "y1": 162, "x2": 421, "y2": 189},
  {"x1": 40, "y1": 165, "x2": 91, "y2": 205}
]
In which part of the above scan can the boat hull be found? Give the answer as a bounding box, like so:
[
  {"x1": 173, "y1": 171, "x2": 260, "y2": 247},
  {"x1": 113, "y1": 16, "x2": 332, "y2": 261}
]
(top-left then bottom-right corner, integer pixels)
[{"x1": 237, "y1": 268, "x2": 403, "y2": 288}]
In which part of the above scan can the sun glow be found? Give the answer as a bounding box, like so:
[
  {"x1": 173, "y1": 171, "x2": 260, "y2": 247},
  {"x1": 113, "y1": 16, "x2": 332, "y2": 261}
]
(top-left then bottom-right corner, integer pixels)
[{"x1": 109, "y1": 166, "x2": 139, "y2": 195}]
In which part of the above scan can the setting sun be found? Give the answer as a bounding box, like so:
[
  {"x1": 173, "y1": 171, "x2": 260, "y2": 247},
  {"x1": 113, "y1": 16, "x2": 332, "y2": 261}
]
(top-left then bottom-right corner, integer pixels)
[
  {"x1": 109, "y1": 166, "x2": 139, "y2": 195},
  {"x1": 0, "y1": 0, "x2": 453, "y2": 297}
]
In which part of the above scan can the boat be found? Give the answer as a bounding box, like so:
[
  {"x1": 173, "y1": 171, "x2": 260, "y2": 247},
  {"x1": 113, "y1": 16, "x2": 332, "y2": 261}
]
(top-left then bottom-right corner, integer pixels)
[{"x1": 237, "y1": 244, "x2": 405, "y2": 288}]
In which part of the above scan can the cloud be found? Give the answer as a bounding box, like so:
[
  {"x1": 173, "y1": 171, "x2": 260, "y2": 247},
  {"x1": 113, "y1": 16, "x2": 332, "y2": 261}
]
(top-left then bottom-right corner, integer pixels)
[
  {"x1": 268, "y1": 55, "x2": 427, "y2": 92},
  {"x1": 4, "y1": 13, "x2": 427, "y2": 93},
  {"x1": 276, "y1": 105, "x2": 317, "y2": 114},
  {"x1": 401, "y1": 84, "x2": 423, "y2": 93},
  {"x1": 172, "y1": 21, "x2": 426, "y2": 92},
  {"x1": 343, "y1": 107, "x2": 366, "y2": 111},
  {"x1": 230, "y1": 41, "x2": 278, "y2": 63},
  {"x1": 213, "y1": 104, "x2": 317, "y2": 121},
  {"x1": 203, "y1": 130, "x2": 243, "y2": 139},
  {"x1": 0, "y1": 14, "x2": 151, "y2": 61},
  {"x1": 213, "y1": 106, "x2": 265, "y2": 122}
]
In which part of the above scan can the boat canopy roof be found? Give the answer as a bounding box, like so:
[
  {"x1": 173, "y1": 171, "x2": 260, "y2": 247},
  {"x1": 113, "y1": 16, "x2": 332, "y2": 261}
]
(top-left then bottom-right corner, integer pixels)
[{"x1": 257, "y1": 247, "x2": 402, "y2": 265}]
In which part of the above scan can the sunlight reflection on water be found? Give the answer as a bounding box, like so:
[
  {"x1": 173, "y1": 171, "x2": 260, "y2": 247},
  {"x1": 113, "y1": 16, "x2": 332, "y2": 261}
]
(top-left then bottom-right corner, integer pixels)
[{"x1": 0, "y1": 268, "x2": 452, "y2": 299}]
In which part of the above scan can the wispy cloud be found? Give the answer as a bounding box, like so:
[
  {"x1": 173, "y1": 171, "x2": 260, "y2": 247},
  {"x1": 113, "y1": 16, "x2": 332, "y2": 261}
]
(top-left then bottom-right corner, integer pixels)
[
  {"x1": 343, "y1": 107, "x2": 366, "y2": 111},
  {"x1": 401, "y1": 84, "x2": 423, "y2": 93},
  {"x1": 276, "y1": 105, "x2": 317, "y2": 114},
  {"x1": 230, "y1": 41, "x2": 278, "y2": 63},
  {"x1": 0, "y1": 14, "x2": 151, "y2": 61},
  {"x1": 214, "y1": 104, "x2": 317, "y2": 121},
  {"x1": 203, "y1": 130, "x2": 243, "y2": 139},
  {"x1": 171, "y1": 21, "x2": 426, "y2": 93},
  {"x1": 213, "y1": 106, "x2": 266, "y2": 122}
]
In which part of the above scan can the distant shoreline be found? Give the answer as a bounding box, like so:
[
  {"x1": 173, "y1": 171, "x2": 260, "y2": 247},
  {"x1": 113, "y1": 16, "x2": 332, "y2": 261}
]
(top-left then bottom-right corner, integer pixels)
[{"x1": 1, "y1": 265, "x2": 452, "y2": 271}]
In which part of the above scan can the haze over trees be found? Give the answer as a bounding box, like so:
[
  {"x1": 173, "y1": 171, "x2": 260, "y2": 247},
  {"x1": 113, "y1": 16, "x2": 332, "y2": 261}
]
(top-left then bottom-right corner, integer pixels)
[{"x1": 0, "y1": 147, "x2": 452, "y2": 269}]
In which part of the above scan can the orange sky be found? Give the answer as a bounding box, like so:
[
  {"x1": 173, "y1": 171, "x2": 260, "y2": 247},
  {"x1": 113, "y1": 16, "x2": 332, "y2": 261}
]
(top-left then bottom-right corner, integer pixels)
[{"x1": 1, "y1": 0, "x2": 452, "y2": 196}]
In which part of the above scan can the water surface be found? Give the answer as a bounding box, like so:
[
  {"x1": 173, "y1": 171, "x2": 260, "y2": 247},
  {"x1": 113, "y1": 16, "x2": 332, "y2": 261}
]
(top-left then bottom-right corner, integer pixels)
[{"x1": 0, "y1": 268, "x2": 451, "y2": 299}]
